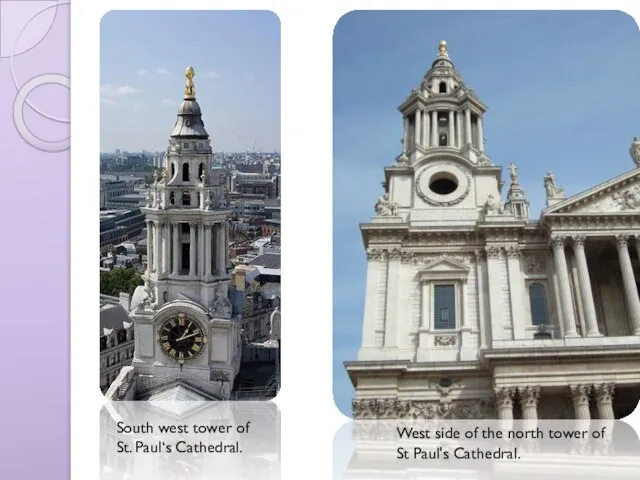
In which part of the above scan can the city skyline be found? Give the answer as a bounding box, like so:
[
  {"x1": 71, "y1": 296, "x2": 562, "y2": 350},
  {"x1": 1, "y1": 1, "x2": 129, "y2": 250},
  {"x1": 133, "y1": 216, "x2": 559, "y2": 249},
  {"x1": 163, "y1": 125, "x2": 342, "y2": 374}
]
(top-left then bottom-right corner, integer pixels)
[
  {"x1": 100, "y1": 10, "x2": 281, "y2": 153},
  {"x1": 333, "y1": 10, "x2": 640, "y2": 416}
]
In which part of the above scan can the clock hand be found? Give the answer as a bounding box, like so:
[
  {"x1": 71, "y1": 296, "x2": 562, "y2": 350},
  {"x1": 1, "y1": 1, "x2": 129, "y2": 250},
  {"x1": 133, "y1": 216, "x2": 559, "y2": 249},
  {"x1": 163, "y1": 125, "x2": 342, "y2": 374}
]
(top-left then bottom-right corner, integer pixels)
[{"x1": 177, "y1": 332, "x2": 198, "y2": 341}]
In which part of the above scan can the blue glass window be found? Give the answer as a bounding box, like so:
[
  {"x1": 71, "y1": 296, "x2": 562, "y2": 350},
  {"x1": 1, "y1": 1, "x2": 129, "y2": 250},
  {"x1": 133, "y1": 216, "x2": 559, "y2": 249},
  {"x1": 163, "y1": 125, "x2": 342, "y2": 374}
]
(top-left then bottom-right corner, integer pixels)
[
  {"x1": 529, "y1": 283, "x2": 549, "y2": 326},
  {"x1": 434, "y1": 284, "x2": 456, "y2": 330}
]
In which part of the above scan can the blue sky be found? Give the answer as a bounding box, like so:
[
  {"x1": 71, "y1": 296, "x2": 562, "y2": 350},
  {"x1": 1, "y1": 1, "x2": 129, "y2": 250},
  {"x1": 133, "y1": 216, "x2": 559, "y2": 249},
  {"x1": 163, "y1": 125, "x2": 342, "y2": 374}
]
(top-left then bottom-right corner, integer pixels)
[
  {"x1": 100, "y1": 10, "x2": 280, "y2": 152},
  {"x1": 333, "y1": 10, "x2": 640, "y2": 417}
]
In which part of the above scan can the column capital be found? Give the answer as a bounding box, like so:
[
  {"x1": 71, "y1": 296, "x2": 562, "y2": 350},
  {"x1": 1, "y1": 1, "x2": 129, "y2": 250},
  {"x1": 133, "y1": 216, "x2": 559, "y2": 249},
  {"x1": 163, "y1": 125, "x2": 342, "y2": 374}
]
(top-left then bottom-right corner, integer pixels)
[
  {"x1": 188, "y1": 221, "x2": 198, "y2": 228},
  {"x1": 485, "y1": 245, "x2": 502, "y2": 259},
  {"x1": 569, "y1": 384, "x2": 591, "y2": 406},
  {"x1": 593, "y1": 383, "x2": 615, "y2": 404},
  {"x1": 550, "y1": 235, "x2": 567, "y2": 249},
  {"x1": 473, "y1": 248, "x2": 487, "y2": 261},
  {"x1": 518, "y1": 386, "x2": 541, "y2": 407},
  {"x1": 505, "y1": 245, "x2": 520, "y2": 259},
  {"x1": 494, "y1": 387, "x2": 515, "y2": 407},
  {"x1": 615, "y1": 233, "x2": 631, "y2": 248},
  {"x1": 572, "y1": 234, "x2": 587, "y2": 247}
]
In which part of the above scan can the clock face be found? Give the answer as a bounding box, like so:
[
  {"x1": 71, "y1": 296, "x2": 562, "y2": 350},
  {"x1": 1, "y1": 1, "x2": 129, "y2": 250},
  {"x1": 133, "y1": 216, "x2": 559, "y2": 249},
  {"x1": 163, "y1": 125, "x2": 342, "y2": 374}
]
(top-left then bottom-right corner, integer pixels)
[{"x1": 157, "y1": 313, "x2": 206, "y2": 364}]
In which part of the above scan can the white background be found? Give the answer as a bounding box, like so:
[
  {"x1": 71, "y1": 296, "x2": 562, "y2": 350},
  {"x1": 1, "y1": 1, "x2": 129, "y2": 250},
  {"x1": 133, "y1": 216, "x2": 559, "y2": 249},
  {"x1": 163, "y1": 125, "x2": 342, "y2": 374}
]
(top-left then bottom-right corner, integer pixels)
[{"x1": 71, "y1": 1, "x2": 640, "y2": 479}]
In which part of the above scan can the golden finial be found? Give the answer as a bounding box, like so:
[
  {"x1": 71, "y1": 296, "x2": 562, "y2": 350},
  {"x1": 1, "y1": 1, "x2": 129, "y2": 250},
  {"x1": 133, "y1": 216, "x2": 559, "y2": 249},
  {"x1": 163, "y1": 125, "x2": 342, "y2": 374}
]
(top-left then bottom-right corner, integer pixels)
[
  {"x1": 184, "y1": 66, "x2": 195, "y2": 98},
  {"x1": 438, "y1": 40, "x2": 448, "y2": 57}
]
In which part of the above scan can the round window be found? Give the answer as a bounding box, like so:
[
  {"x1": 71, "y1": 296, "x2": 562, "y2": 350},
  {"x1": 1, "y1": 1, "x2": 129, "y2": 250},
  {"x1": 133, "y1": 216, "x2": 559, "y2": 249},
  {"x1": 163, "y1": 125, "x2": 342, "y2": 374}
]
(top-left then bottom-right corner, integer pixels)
[{"x1": 429, "y1": 172, "x2": 458, "y2": 195}]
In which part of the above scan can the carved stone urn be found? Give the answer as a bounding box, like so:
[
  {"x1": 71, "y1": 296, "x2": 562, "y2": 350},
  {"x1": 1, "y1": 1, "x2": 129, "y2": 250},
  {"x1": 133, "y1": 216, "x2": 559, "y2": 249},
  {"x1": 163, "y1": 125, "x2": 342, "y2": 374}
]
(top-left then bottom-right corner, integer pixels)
[{"x1": 631, "y1": 137, "x2": 640, "y2": 167}]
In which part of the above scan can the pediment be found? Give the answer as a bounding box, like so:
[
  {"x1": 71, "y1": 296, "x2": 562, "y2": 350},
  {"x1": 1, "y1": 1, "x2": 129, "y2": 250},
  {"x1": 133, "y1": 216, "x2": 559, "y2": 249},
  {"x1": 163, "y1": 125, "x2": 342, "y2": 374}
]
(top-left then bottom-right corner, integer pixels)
[
  {"x1": 543, "y1": 169, "x2": 640, "y2": 215},
  {"x1": 421, "y1": 257, "x2": 470, "y2": 273},
  {"x1": 419, "y1": 258, "x2": 470, "y2": 282}
]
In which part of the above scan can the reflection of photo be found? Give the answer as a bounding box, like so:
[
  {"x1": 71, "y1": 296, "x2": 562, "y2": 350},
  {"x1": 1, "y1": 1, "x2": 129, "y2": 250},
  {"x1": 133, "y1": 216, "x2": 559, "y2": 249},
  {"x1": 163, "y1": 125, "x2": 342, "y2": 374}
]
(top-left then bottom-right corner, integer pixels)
[
  {"x1": 99, "y1": 10, "x2": 281, "y2": 401},
  {"x1": 335, "y1": 11, "x2": 640, "y2": 420}
]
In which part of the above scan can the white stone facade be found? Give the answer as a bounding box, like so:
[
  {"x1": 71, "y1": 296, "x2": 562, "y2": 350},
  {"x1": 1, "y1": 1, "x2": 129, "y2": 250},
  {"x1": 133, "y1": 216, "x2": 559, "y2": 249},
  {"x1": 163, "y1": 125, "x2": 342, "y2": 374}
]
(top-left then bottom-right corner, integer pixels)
[{"x1": 345, "y1": 42, "x2": 640, "y2": 420}]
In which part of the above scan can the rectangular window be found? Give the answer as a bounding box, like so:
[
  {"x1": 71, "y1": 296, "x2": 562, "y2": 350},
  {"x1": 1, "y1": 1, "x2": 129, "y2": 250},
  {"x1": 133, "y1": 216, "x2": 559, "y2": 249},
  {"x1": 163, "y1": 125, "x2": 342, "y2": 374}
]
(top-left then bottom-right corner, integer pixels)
[{"x1": 433, "y1": 284, "x2": 456, "y2": 330}]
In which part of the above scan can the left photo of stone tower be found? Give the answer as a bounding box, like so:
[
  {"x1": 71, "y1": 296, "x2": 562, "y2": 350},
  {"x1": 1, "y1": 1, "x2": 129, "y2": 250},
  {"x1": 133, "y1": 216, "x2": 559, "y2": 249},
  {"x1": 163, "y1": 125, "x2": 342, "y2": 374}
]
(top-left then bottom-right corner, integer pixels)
[{"x1": 99, "y1": 10, "x2": 281, "y2": 401}]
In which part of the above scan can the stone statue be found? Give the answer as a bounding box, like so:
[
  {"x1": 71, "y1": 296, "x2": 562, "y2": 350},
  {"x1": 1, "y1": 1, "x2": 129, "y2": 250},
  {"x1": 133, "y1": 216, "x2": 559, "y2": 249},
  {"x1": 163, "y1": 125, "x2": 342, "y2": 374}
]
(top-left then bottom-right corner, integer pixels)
[
  {"x1": 544, "y1": 171, "x2": 565, "y2": 198},
  {"x1": 484, "y1": 194, "x2": 503, "y2": 215},
  {"x1": 613, "y1": 186, "x2": 640, "y2": 211},
  {"x1": 395, "y1": 151, "x2": 409, "y2": 165},
  {"x1": 508, "y1": 163, "x2": 518, "y2": 183},
  {"x1": 544, "y1": 172, "x2": 556, "y2": 197},
  {"x1": 209, "y1": 289, "x2": 233, "y2": 319},
  {"x1": 138, "y1": 281, "x2": 155, "y2": 312},
  {"x1": 438, "y1": 40, "x2": 448, "y2": 57},
  {"x1": 631, "y1": 137, "x2": 640, "y2": 167},
  {"x1": 152, "y1": 170, "x2": 159, "y2": 186},
  {"x1": 375, "y1": 192, "x2": 397, "y2": 216},
  {"x1": 184, "y1": 66, "x2": 195, "y2": 98}
]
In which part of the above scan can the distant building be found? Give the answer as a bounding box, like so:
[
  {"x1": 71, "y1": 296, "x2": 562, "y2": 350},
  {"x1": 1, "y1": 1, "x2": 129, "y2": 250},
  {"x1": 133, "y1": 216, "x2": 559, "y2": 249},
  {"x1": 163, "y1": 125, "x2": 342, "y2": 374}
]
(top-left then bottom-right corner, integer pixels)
[
  {"x1": 100, "y1": 297, "x2": 135, "y2": 393},
  {"x1": 100, "y1": 209, "x2": 146, "y2": 253}
]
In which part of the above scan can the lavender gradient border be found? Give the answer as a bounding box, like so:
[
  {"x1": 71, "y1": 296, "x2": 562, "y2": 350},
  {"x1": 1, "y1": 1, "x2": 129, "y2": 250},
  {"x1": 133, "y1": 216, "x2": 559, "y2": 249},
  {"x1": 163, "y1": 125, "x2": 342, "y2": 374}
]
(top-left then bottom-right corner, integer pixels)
[{"x1": 0, "y1": 1, "x2": 69, "y2": 478}]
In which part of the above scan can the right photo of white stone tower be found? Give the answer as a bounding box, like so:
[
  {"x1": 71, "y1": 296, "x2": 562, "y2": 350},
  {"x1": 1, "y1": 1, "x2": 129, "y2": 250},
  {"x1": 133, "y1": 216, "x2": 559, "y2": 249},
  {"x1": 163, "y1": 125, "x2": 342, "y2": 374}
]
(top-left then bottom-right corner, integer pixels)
[{"x1": 333, "y1": 10, "x2": 640, "y2": 421}]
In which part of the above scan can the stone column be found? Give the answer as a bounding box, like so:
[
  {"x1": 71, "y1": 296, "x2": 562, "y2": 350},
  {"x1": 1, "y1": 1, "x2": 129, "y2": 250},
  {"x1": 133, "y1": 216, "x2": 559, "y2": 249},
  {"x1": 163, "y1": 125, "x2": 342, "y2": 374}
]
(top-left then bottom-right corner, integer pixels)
[
  {"x1": 431, "y1": 111, "x2": 438, "y2": 147},
  {"x1": 204, "y1": 224, "x2": 212, "y2": 277},
  {"x1": 594, "y1": 384, "x2": 615, "y2": 420},
  {"x1": 163, "y1": 222, "x2": 171, "y2": 276},
  {"x1": 224, "y1": 221, "x2": 230, "y2": 271},
  {"x1": 151, "y1": 221, "x2": 158, "y2": 273},
  {"x1": 551, "y1": 236, "x2": 578, "y2": 337},
  {"x1": 477, "y1": 116, "x2": 484, "y2": 152},
  {"x1": 217, "y1": 223, "x2": 226, "y2": 276},
  {"x1": 455, "y1": 111, "x2": 462, "y2": 147},
  {"x1": 189, "y1": 223, "x2": 197, "y2": 276},
  {"x1": 423, "y1": 109, "x2": 430, "y2": 148},
  {"x1": 495, "y1": 387, "x2": 515, "y2": 421},
  {"x1": 145, "y1": 220, "x2": 153, "y2": 274},
  {"x1": 569, "y1": 385, "x2": 591, "y2": 420},
  {"x1": 572, "y1": 235, "x2": 600, "y2": 336},
  {"x1": 414, "y1": 109, "x2": 422, "y2": 148},
  {"x1": 615, "y1": 234, "x2": 640, "y2": 335},
  {"x1": 198, "y1": 224, "x2": 204, "y2": 276},
  {"x1": 157, "y1": 221, "x2": 165, "y2": 275},
  {"x1": 402, "y1": 116, "x2": 409, "y2": 151},
  {"x1": 448, "y1": 110, "x2": 455, "y2": 146},
  {"x1": 362, "y1": 251, "x2": 385, "y2": 348},
  {"x1": 519, "y1": 386, "x2": 540, "y2": 421},
  {"x1": 465, "y1": 109, "x2": 472, "y2": 146},
  {"x1": 172, "y1": 224, "x2": 179, "y2": 275}
]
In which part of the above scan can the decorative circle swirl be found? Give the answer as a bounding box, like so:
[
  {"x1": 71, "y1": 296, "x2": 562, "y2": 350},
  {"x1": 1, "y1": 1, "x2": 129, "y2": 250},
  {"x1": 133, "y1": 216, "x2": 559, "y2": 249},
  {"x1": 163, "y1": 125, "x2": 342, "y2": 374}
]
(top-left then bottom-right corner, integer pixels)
[{"x1": 13, "y1": 73, "x2": 70, "y2": 152}]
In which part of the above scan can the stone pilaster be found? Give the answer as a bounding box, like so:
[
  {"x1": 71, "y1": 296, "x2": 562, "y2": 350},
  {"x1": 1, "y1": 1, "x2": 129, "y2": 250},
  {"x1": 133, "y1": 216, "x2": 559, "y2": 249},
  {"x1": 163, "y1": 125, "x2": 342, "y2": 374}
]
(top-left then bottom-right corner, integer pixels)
[
  {"x1": 431, "y1": 110, "x2": 438, "y2": 147},
  {"x1": 448, "y1": 110, "x2": 455, "y2": 146},
  {"x1": 172, "y1": 224, "x2": 179, "y2": 275},
  {"x1": 145, "y1": 220, "x2": 153, "y2": 274},
  {"x1": 415, "y1": 109, "x2": 422, "y2": 148},
  {"x1": 204, "y1": 224, "x2": 212, "y2": 277},
  {"x1": 464, "y1": 108, "x2": 472, "y2": 146},
  {"x1": 189, "y1": 222, "x2": 197, "y2": 276}
]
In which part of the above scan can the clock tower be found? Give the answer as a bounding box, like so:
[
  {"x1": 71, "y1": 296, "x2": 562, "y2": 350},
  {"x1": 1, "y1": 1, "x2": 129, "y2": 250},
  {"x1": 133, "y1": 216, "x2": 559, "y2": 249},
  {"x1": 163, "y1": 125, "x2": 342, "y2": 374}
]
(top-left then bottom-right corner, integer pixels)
[{"x1": 123, "y1": 67, "x2": 241, "y2": 400}]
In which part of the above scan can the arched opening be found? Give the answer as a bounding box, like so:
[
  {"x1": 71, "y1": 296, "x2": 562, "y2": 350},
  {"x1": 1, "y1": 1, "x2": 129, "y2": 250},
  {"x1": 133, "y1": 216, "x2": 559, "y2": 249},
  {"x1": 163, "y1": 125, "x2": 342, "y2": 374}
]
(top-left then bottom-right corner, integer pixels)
[
  {"x1": 439, "y1": 81, "x2": 447, "y2": 93},
  {"x1": 169, "y1": 191, "x2": 175, "y2": 205},
  {"x1": 199, "y1": 163, "x2": 205, "y2": 180},
  {"x1": 529, "y1": 283, "x2": 549, "y2": 326},
  {"x1": 182, "y1": 191, "x2": 191, "y2": 206},
  {"x1": 170, "y1": 162, "x2": 176, "y2": 179},
  {"x1": 182, "y1": 163, "x2": 190, "y2": 182}
]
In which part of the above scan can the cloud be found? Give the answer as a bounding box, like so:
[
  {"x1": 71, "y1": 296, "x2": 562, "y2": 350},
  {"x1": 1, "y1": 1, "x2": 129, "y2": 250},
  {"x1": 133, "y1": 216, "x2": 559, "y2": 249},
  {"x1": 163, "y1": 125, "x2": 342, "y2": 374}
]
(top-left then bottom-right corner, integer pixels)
[
  {"x1": 161, "y1": 99, "x2": 177, "y2": 106},
  {"x1": 245, "y1": 73, "x2": 254, "y2": 82},
  {"x1": 137, "y1": 69, "x2": 148, "y2": 76},
  {"x1": 101, "y1": 98, "x2": 120, "y2": 107},
  {"x1": 156, "y1": 68, "x2": 169, "y2": 75},
  {"x1": 101, "y1": 84, "x2": 141, "y2": 97},
  {"x1": 202, "y1": 70, "x2": 221, "y2": 79}
]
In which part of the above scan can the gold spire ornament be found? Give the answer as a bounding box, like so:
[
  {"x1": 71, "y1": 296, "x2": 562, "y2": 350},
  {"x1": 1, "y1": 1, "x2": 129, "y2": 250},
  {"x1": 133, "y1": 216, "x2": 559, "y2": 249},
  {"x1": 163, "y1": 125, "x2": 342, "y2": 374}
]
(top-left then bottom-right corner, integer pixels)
[
  {"x1": 438, "y1": 40, "x2": 448, "y2": 57},
  {"x1": 184, "y1": 66, "x2": 195, "y2": 98}
]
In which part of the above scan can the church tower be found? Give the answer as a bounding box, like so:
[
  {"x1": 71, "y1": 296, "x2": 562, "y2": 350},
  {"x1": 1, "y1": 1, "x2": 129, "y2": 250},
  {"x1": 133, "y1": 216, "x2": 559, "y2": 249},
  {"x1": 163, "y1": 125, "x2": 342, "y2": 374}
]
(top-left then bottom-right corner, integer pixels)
[{"x1": 124, "y1": 67, "x2": 241, "y2": 400}]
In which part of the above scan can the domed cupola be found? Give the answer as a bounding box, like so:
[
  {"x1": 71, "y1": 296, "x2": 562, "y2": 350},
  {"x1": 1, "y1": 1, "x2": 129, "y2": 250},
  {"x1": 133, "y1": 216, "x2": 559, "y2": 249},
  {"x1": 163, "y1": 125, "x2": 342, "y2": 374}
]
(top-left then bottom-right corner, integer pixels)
[{"x1": 170, "y1": 66, "x2": 209, "y2": 139}]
